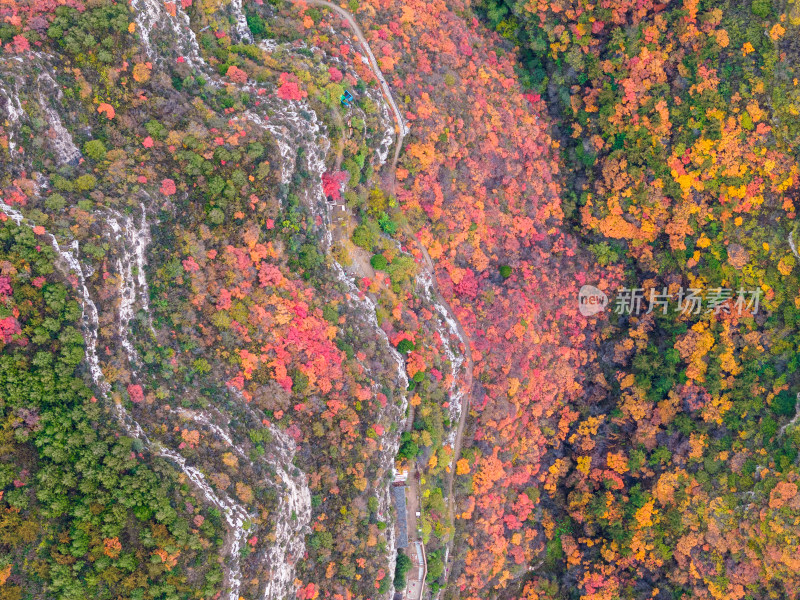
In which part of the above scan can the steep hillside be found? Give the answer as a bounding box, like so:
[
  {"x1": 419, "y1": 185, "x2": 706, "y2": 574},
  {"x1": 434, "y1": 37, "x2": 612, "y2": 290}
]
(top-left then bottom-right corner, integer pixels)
[{"x1": 3, "y1": 0, "x2": 800, "y2": 600}]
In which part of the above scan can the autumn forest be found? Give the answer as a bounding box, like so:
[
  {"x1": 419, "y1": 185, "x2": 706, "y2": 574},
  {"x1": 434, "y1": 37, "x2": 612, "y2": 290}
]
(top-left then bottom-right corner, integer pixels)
[{"x1": 1, "y1": 0, "x2": 800, "y2": 599}]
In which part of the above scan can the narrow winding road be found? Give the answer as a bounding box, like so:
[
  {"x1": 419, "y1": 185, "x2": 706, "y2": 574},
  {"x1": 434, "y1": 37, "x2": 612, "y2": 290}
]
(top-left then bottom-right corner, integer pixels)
[
  {"x1": 296, "y1": 0, "x2": 408, "y2": 183},
  {"x1": 291, "y1": 0, "x2": 473, "y2": 590},
  {"x1": 416, "y1": 239, "x2": 473, "y2": 593}
]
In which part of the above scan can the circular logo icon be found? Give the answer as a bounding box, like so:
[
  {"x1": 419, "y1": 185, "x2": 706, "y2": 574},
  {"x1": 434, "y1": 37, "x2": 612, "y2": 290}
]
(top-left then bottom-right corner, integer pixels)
[{"x1": 578, "y1": 285, "x2": 608, "y2": 317}]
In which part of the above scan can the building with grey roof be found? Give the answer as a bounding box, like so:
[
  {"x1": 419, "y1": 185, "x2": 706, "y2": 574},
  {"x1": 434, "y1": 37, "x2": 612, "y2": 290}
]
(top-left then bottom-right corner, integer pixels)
[{"x1": 392, "y1": 484, "x2": 409, "y2": 548}]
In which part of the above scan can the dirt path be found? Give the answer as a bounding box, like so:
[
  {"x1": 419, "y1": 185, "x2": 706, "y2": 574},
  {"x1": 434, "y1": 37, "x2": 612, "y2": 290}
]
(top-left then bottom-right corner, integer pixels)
[
  {"x1": 293, "y1": 0, "x2": 408, "y2": 186},
  {"x1": 413, "y1": 236, "x2": 473, "y2": 590},
  {"x1": 406, "y1": 473, "x2": 421, "y2": 539},
  {"x1": 290, "y1": 0, "x2": 472, "y2": 589}
]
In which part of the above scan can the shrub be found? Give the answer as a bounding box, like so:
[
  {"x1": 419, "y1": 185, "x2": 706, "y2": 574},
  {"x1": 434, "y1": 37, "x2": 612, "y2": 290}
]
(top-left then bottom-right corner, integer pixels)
[
  {"x1": 352, "y1": 225, "x2": 374, "y2": 250},
  {"x1": 396, "y1": 339, "x2": 414, "y2": 353},
  {"x1": 45, "y1": 193, "x2": 66, "y2": 212},
  {"x1": 323, "y1": 304, "x2": 338, "y2": 323},
  {"x1": 83, "y1": 139, "x2": 107, "y2": 161},
  {"x1": 370, "y1": 254, "x2": 388, "y2": 270},
  {"x1": 51, "y1": 175, "x2": 74, "y2": 192},
  {"x1": 751, "y1": 0, "x2": 772, "y2": 18},
  {"x1": 291, "y1": 370, "x2": 309, "y2": 393},
  {"x1": 588, "y1": 242, "x2": 619, "y2": 266},
  {"x1": 246, "y1": 12, "x2": 267, "y2": 37},
  {"x1": 299, "y1": 244, "x2": 323, "y2": 274},
  {"x1": 378, "y1": 213, "x2": 397, "y2": 235},
  {"x1": 367, "y1": 188, "x2": 387, "y2": 216},
  {"x1": 208, "y1": 208, "x2": 225, "y2": 225},
  {"x1": 74, "y1": 174, "x2": 97, "y2": 191},
  {"x1": 397, "y1": 432, "x2": 419, "y2": 460},
  {"x1": 771, "y1": 390, "x2": 797, "y2": 418},
  {"x1": 145, "y1": 119, "x2": 167, "y2": 140},
  {"x1": 426, "y1": 552, "x2": 444, "y2": 582},
  {"x1": 394, "y1": 553, "x2": 412, "y2": 590}
]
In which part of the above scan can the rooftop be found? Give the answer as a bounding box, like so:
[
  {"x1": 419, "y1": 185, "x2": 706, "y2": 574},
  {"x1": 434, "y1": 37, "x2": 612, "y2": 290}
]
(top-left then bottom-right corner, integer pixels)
[{"x1": 392, "y1": 485, "x2": 408, "y2": 548}]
